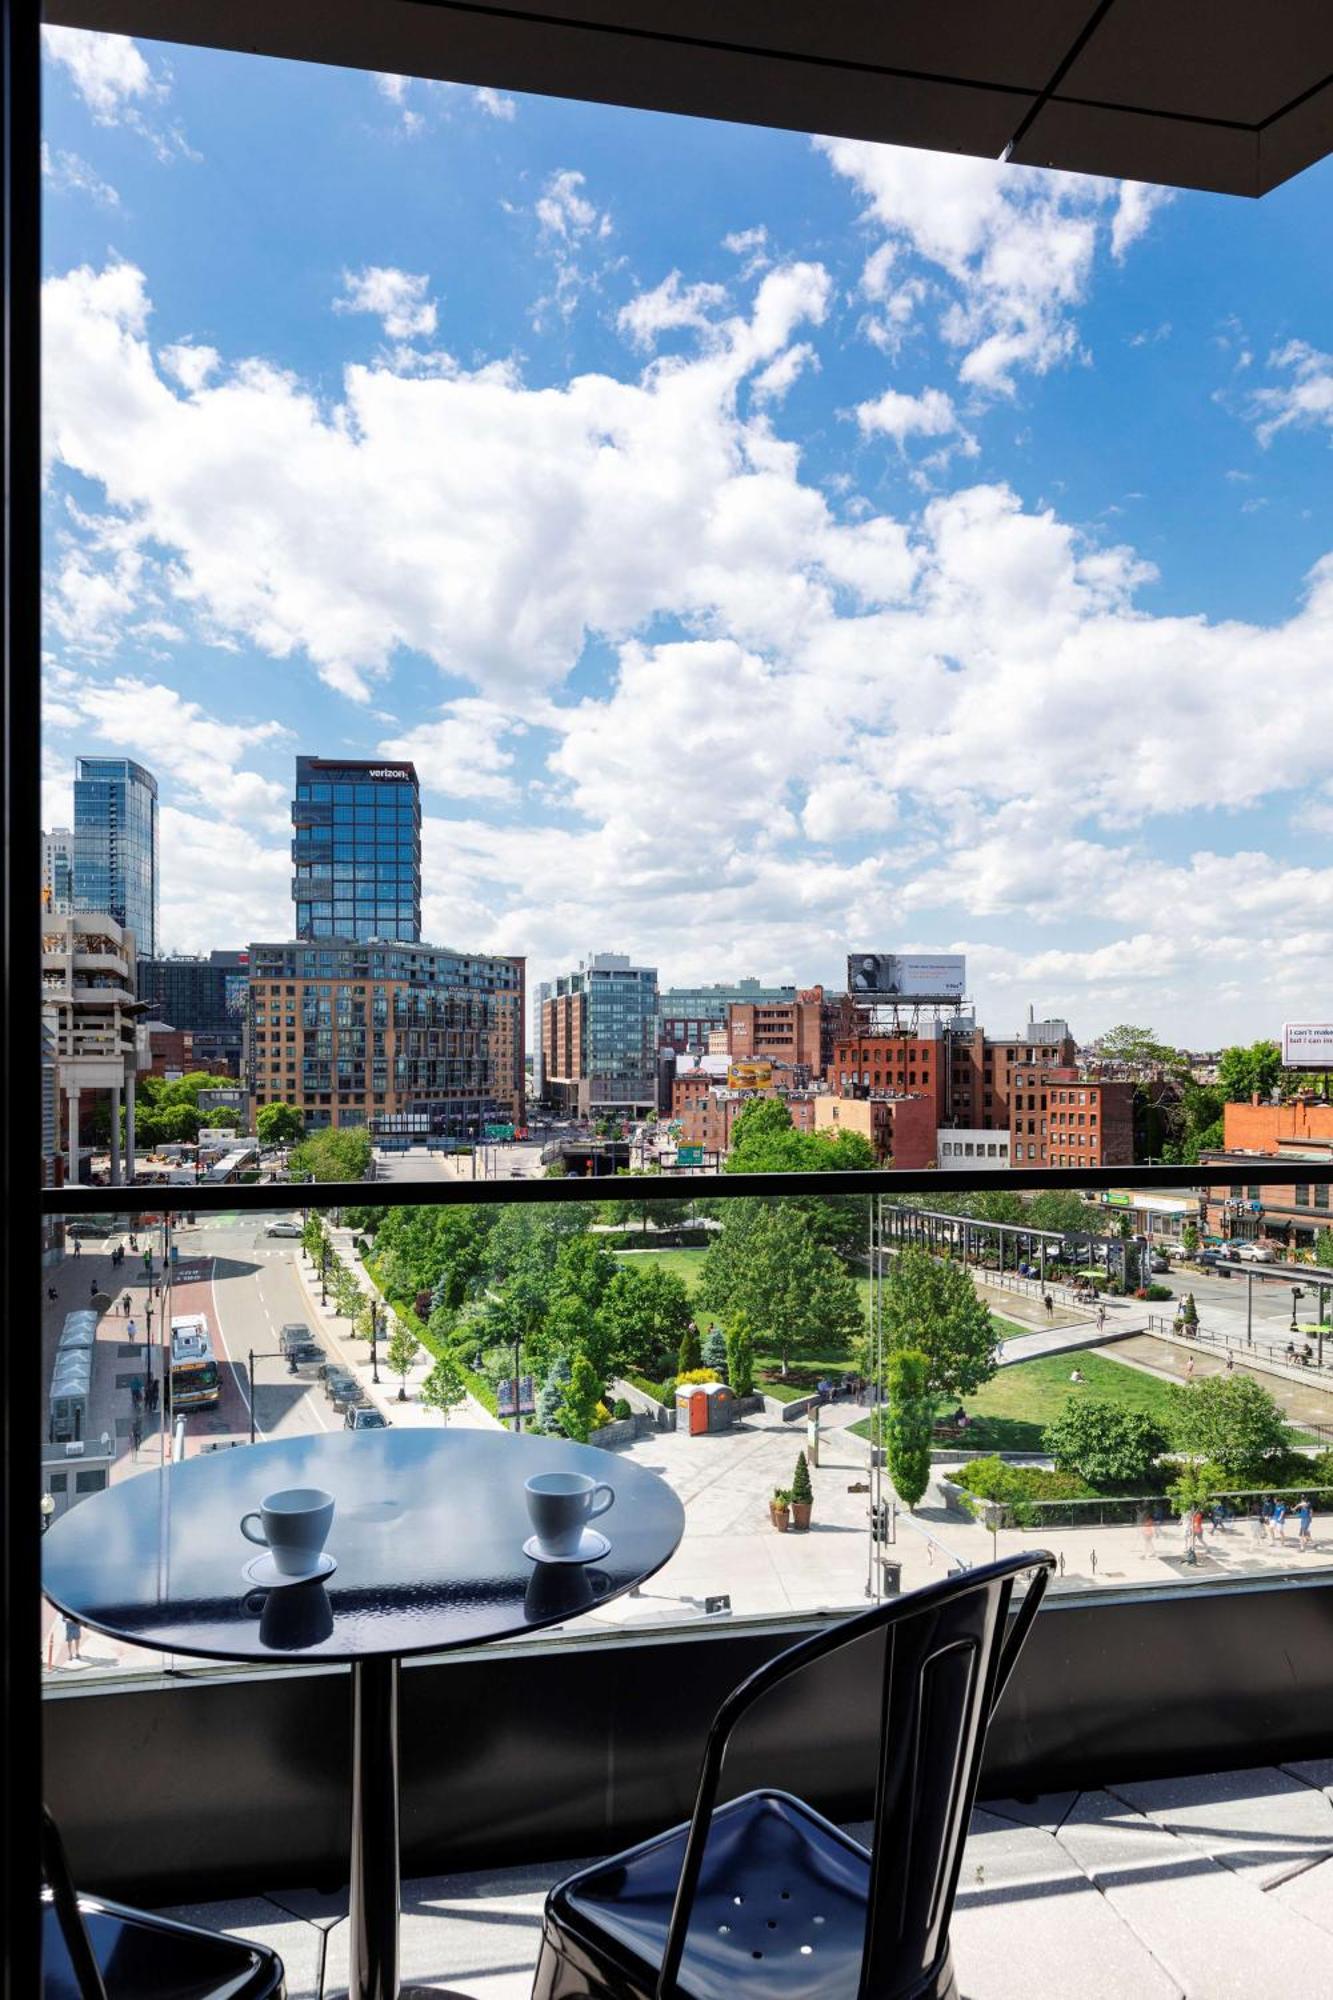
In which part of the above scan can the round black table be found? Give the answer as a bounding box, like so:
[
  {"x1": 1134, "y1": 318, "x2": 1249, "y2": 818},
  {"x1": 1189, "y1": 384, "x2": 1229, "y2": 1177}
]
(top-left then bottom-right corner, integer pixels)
[{"x1": 43, "y1": 1427, "x2": 685, "y2": 2000}]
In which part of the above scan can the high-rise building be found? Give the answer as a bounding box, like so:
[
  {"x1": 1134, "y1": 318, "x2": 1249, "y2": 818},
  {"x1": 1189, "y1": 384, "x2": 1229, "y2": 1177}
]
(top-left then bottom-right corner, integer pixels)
[
  {"x1": 41, "y1": 913, "x2": 148, "y2": 1186},
  {"x1": 246, "y1": 938, "x2": 524, "y2": 1134},
  {"x1": 659, "y1": 979, "x2": 796, "y2": 1054},
  {"x1": 539, "y1": 954, "x2": 659, "y2": 1118},
  {"x1": 138, "y1": 950, "x2": 250, "y2": 1075},
  {"x1": 291, "y1": 757, "x2": 421, "y2": 942},
  {"x1": 72, "y1": 758, "x2": 159, "y2": 959},
  {"x1": 41, "y1": 827, "x2": 74, "y2": 913}
]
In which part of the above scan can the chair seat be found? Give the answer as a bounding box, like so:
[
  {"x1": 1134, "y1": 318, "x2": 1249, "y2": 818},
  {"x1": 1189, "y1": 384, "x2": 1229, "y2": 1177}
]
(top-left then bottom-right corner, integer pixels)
[
  {"x1": 43, "y1": 1892, "x2": 286, "y2": 2000},
  {"x1": 549, "y1": 1790, "x2": 872, "y2": 2000}
]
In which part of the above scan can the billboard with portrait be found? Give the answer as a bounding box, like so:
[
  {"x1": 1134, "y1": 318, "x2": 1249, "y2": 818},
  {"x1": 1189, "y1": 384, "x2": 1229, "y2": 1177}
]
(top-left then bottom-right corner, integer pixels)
[{"x1": 846, "y1": 953, "x2": 966, "y2": 1001}]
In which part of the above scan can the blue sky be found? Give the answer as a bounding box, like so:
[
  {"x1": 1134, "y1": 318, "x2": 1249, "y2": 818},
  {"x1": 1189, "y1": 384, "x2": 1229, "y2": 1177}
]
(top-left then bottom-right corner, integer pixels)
[{"x1": 39, "y1": 28, "x2": 1333, "y2": 1046}]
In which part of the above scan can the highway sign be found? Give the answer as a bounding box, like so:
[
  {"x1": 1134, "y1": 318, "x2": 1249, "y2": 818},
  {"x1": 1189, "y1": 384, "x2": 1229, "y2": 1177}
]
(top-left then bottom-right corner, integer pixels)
[
  {"x1": 485, "y1": 1123, "x2": 516, "y2": 1141},
  {"x1": 677, "y1": 1145, "x2": 704, "y2": 1166}
]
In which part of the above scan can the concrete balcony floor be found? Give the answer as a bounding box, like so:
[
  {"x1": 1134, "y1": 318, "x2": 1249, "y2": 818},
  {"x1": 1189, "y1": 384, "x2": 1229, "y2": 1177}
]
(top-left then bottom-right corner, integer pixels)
[{"x1": 164, "y1": 1763, "x2": 1333, "y2": 1999}]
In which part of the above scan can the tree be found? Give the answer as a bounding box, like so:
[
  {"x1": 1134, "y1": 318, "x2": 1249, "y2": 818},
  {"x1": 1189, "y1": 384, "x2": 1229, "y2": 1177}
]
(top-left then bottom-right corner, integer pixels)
[
  {"x1": 1181, "y1": 1222, "x2": 1200, "y2": 1256},
  {"x1": 597, "y1": 1263, "x2": 695, "y2": 1378},
  {"x1": 1167, "y1": 1374, "x2": 1289, "y2": 1482},
  {"x1": 677, "y1": 1323, "x2": 702, "y2": 1375},
  {"x1": 722, "y1": 1098, "x2": 876, "y2": 1254},
  {"x1": 1095, "y1": 1026, "x2": 1186, "y2": 1072},
  {"x1": 725, "y1": 1312, "x2": 755, "y2": 1396},
  {"x1": 1043, "y1": 1400, "x2": 1166, "y2": 1486},
  {"x1": 1315, "y1": 1230, "x2": 1333, "y2": 1271},
  {"x1": 1181, "y1": 1291, "x2": 1198, "y2": 1328},
  {"x1": 559, "y1": 1351, "x2": 605, "y2": 1444},
  {"x1": 598, "y1": 1179, "x2": 692, "y2": 1233},
  {"x1": 385, "y1": 1321, "x2": 420, "y2": 1400},
  {"x1": 882, "y1": 1245, "x2": 999, "y2": 1399},
  {"x1": 535, "y1": 1353, "x2": 573, "y2": 1433},
  {"x1": 966, "y1": 1190, "x2": 1027, "y2": 1227},
  {"x1": 1218, "y1": 1040, "x2": 1283, "y2": 1105},
  {"x1": 698, "y1": 1203, "x2": 864, "y2": 1374},
  {"x1": 256, "y1": 1101, "x2": 305, "y2": 1145},
  {"x1": 1025, "y1": 1190, "x2": 1105, "y2": 1240},
  {"x1": 883, "y1": 1350, "x2": 933, "y2": 1511},
  {"x1": 419, "y1": 1352, "x2": 467, "y2": 1424},
  {"x1": 289, "y1": 1125, "x2": 373, "y2": 1182},
  {"x1": 701, "y1": 1325, "x2": 728, "y2": 1373},
  {"x1": 791, "y1": 1450, "x2": 813, "y2": 1506}
]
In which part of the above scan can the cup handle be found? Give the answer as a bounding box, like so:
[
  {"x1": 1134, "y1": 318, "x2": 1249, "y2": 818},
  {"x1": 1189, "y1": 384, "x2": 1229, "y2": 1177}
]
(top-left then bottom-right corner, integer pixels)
[
  {"x1": 589, "y1": 1484, "x2": 615, "y2": 1520},
  {"x1": 240, "y1": 1512, "x2": 268, "y2": 1547}
]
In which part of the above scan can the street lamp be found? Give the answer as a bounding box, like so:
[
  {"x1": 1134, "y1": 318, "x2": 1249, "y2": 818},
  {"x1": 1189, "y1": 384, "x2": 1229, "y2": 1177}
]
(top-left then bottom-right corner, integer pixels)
[
  {"x1": 40, "y1": 1492, "x2": 55, "y2": 1534},
  {"x1": 370, "y1": 1300, "x2": 381, "y2": 1384},
  {"x1": 1291, "y1": 1285, "x2": 1306, "y2": 1334},
  {"x1": 320, "y1": 1241, "x2": 330, "y2": 1306}
]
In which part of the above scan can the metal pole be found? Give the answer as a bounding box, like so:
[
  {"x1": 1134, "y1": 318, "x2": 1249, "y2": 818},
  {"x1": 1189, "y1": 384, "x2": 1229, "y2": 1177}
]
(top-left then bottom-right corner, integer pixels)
[
  {"x1": 1247, "y1": 1270, "x2": 1254, "y2": 1346},
  {"x1": 347, "y1": 1656, "x2": 402, "y2": 2000},
  {"x1": 370, "y1": 1303, "x2": 380, "y2": 1384},
  {"x1": 512, "y1": 1334, "x2": 522, "y2": 1434}
]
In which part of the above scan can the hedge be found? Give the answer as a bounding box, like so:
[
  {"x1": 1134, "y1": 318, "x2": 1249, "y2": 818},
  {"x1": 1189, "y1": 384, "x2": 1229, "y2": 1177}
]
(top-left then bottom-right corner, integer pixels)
[{"x1": 367, "y1": 1271, "x2": 500, "y2": 1418}]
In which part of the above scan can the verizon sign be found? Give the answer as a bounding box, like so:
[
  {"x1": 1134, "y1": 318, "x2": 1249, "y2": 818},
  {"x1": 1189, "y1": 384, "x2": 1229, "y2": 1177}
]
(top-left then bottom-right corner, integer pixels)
[
  {"x1": 1283, "y1": 1022, "x2": 1333, "y2": 1068},
  {"x1": 368, "y1": 767, "x2": 411, "y2": 781}
]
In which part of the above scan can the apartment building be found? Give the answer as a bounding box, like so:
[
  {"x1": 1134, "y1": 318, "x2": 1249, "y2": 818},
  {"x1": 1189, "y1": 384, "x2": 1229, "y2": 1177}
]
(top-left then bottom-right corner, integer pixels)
[
  {"x1": 1199, "y1": 1098, "x2": 1333, "y2": 1252},
  {"x1": 813, "y1": 1090, "x2": 936, "y2": 1168},
  {"x1": 727, "y1": 984, "x2": 836, "y2": 1078},
  {"x1": 539, "y1": 954, "x2": 659, "y2": 1118}
]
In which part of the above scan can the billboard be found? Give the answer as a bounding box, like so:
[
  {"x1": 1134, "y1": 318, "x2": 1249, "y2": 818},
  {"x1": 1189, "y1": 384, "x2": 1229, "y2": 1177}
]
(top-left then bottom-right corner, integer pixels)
[
  {"x1": 728, "y1": 1061, "x2": 773, "y2": 1090},
  {"x1": 846, "y1": 953, "x2": 966, "y2": 1002},
  {"x1": 1283, "y1": 1022, "x2": 1333, "y2": 1068}
]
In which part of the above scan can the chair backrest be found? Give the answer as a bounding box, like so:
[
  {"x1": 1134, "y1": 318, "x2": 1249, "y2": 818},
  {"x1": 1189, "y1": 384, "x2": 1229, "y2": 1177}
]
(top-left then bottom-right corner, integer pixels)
[
  {"x1": 656, "y1": 1551, "x2": 1054, "y2": 2000},
  {"x1": 41, "y1": 1807, "x2": 110, "y2": 2000}
]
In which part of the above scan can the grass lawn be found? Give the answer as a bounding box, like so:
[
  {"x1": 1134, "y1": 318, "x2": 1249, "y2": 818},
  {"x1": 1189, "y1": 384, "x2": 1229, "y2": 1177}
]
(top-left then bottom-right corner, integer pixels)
[
  {"x1": 850, "y1": 1350, "x2": 1186, "y2": 1453},
  {"x1": 612, "y1": 1246, "x2": 709, "y2": 1288}
]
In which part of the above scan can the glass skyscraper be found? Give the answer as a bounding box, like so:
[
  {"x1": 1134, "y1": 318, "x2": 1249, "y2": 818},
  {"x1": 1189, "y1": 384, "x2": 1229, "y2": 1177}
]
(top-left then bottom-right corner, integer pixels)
[
  {"x1": 291, "y1": 757, "x2": 422, "y2": 942},
  {"x1": 72, "y1": 757, "x2": 159, "y2": 959}
]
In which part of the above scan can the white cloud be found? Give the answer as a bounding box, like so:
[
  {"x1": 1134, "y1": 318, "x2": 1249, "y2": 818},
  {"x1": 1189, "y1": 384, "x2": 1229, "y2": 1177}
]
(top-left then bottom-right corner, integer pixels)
[
  {"x1": 379, "y1": 699, "x2": 523, "y2": 802},
  {"x1": 817, "y1": 139, "x2": 1167, "y2": 395},
  {"x1": 336, "y1": 266, "x2": 438, "y2": 342},
  {"x1": 1248, "y1": 341, "x2": 1333, "y2": 446},
  {"x1": 536, "y1": 168, "x2": 607, "y2": 242},
  {"x1": 41, "y1": 142, "x2": 120, "y2": 208},
  {"x1": 157, "y1": 803, "x2": 289, "y2": 951},
  {"x1": 855, "y1": 385, "x2": 960, "y2": 444},
  {"x1": 41, "y1": 26, "x2": 193, "y2": 161},
  {"x1": 474, "y1": 86, "x2": 516, "y2": 121},
  {"x1": 531, "y1": 169, "x2": 614, "y2": 327},
  {"x1": 617, "y1": 271, "x2": 728, "y2": 350}
]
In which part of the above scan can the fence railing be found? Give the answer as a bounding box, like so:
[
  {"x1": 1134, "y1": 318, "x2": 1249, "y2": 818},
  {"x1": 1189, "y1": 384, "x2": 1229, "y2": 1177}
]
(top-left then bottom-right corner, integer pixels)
[{"x1": 1146, "y1": 1314, "x2": 1333, "y2": 1379}]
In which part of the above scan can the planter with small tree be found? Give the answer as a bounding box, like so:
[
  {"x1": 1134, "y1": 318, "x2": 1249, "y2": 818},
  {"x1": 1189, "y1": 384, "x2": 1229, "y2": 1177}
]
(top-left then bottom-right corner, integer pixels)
[
  {"x1": 769, "y1": 1488, "x2": 791, "y2": 1532},
  {"x1": 790, "y1": 1449, "x2": 814, "y2": 1529}
]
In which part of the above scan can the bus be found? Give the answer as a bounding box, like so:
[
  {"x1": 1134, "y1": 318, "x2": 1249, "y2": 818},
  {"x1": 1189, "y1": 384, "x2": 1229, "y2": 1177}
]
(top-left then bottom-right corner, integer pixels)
[{"x1": 169, "y1": 1315, "x2": 221, "y2": 1409}]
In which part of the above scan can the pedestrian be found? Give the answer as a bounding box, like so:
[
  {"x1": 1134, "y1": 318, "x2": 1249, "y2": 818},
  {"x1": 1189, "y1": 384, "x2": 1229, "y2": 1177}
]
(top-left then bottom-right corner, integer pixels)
[
  {"x1": 130, "y1": 1417, "x2": 142, "y2": 1458},
  {"x1": 126, "y1": 1318, "x2": 136, "y2": 1342},
  {"x1": 130, "y1": 1378, "x2": 142, "y2": 1412},
  {"x1": 47, "y1": 1284, "x2": 57, "y2": 1305},
  {"x1": 1297, "y1": 1496, "x2": 1314, "y2": 1550},
  {"x1": 1259, "y1": 1498, "x2": 1274, "y2": 1543},
  {"x1": 72, "y1": 1237, "x2": 81, "y2": 1257},
  {"x1": 63, "y1": 1616, "x2": 82, "y2": 1663},
  {"x1": 1185, "y1": 1355, "x2": 1195, "y2": 1381},
  {"x1": 1225, "y1": 1350, "x2": 1234, "y2": 1372},
  {"x1": 1272, "y1": 1498, "x2": 1288, "y2": 1543},
  {"x1": 1192, "y1": 1504, "x2": 1205, "y2": 1546},
  {"x1": 146, "y1": 1375, "x2": 159, "y2": 1414},
  {"x1": 1096, "y1": 1304, "x2": 1107, "y2": 1334},
  {"x1": 1139, "y1": 1509, "x2": 1156, "y2": 1560},
  {"x1": 1043, "y1": 1293, "x2": 1054, "y2": 1320}
]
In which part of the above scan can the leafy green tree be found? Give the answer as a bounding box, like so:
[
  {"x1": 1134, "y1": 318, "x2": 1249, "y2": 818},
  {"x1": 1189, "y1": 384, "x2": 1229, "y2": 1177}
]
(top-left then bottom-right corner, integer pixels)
[
  {"x1": 597, "y1": 1264, "x2": 694, "y2": 1377},
  {"x1": 966, "y1": 1191, "x2": 1027, "y2": 1226},
  {"x1": 882, "y1": 1245, "x2": 999, "y2": 1399},
  {"x1": 1043, "y1": 1400, "x2": 1167, "y2": 1486},
  {"x1": 289, "y1": 1126, "x2": 373, "y2": 1182},
  {"x1": 1025, "y1": 1190, "x2": 1106, "y2": 1240},
  {"x1": 1181, "y1": 1291, "x2": 1198, "y2": 1328},
  {"x1": 1167, "y1": 1374, "x2": 1289, "y2": 1482},
  {"x1": 698, "y1": 1203, "x2": 864, "y2": 1374},
  {"x1": 1218, "y1": 1040, "x2": 1283, "y2": 1105},
  {"x1": 1095, "y1": 1026, "x2": 1186, "y2": 1071},
  {"x1": 385, "y1": 1321, "x2": 420, "y2": 1400},
  {"x1": 1315, "y1": 1230, "x2": 1333, "y2": 1270},
  {"x1": 559, "y1": 1351, "x2": 606, "y2": 1444},
  {"x1": 598, "y1": 1179, "x2": 692, "y2": 1233},
  {"x1": 884, "y1": 1350, "x2": 933, "y2": 1510},
  {"x1": 701, "y1": 1325, "x2": 728, "y2": 1373},
  {"x1": 724, "y1": 1312, "x2": 755, "y2": 1396},
  {"x1": 535, "y1": 1353, "x2": 573, "y2": 1433},
  {"x1": 419, "y1": 1352, "x2": 467, "y2": 1423},
  {"x1": 677, "y1": 1322, "x2": 702, "y2": 1375},
  {"x1": 1181, "y1": 1222, "x2": 1200, "y2": 1256},
  {"x1": 256, "y1": 1101, "x2": 305, "y2": 1145},
  {"x1": 722, "y1": 1099, "x2": 875, "y2": 1254}
]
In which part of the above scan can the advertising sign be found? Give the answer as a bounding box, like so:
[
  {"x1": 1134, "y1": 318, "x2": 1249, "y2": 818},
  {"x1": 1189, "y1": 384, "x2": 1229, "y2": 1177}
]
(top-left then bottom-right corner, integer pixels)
[
  {"x1": 728, "y1": 1061, "x2": 773, "y2": 1089},
  {"x1": 1282, "y1": 1022, "x2": 1333, "y2": 1068},
  {"x1": 846, "y1": 953, "x2": 966, "y2": 1002}
]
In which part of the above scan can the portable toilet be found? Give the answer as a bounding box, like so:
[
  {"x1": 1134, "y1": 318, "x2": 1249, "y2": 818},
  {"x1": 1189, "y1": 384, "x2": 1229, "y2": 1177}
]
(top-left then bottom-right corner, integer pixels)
[{"x1": 675, "y1": 1380, "x2": 735, "y2": 1435}]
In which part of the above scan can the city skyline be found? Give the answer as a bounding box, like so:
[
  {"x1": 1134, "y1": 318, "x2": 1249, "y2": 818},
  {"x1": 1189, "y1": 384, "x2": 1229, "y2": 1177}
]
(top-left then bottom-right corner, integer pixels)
[{"x1": 38, "y1": 29, "x2": 1333, "y2": 1045}]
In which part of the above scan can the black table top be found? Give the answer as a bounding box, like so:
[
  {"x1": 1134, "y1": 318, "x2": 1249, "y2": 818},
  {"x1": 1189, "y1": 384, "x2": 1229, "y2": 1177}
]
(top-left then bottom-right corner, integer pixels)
[{"x1": 42, "y1": 1429, "x2": 685, "y2": 1662}]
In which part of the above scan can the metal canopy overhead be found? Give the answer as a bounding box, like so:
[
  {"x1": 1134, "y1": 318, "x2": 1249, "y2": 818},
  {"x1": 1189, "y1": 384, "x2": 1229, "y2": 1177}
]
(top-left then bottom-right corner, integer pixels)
[{"x1": 45, "y1": 0, "x2": 1333, "y2": 197}]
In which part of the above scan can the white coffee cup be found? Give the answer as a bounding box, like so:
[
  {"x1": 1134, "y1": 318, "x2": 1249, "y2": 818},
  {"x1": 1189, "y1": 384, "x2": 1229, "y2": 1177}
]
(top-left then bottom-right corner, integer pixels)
[
  {"x1": 525, "y1": 1471, "x2": 614, "y2": 1557},
  {"x1": 241, "y1": 1486, "x2": 335, "y2": 1575}
]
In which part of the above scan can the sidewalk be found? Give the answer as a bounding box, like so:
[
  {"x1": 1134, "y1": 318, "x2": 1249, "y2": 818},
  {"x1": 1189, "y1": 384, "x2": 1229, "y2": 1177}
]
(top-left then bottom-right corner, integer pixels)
[{"x1": 292, "y1": 1230, "x2": 502, "y2": 1433}]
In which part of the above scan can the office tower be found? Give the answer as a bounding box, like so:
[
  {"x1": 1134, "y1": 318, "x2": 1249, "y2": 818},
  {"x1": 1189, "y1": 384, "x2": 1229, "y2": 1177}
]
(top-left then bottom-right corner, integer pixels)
[
  {"x1": 41, "y1": 827, "x2": 74, "y2": 913},
  {"x1": 137, "y1": 949, "x2": 250, "y2": 1075},
  {"x1": 72, "y1": 757, "x2": 159, "y2": 960},
  {"x1": 291, "y1": 757, "x2": 421, "y2": 942},
  {"x1": 539, "y1": 954, "x2": 659, "y2": 1117}
]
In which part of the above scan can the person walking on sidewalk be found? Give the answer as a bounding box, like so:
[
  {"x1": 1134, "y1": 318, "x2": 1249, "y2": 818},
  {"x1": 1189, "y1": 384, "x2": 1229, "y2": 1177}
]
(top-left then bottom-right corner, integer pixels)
[
  {"x1": 1297, "y1": 1496, "x2": 1314, "y2": 1550},
  {"x1": 71, "y1": 1238, "x2": 81, "y2": 1258},
  {"x1": 1139, "y1": 1509, "x2": 1157, "y2": 1560},
  {"x1": 1096, "y1": 1304, "x2": 1107, "y2": 1335},
  {"x1": 63, "y1": 1617, "x2": 83, "y2": 1664},
  {"x1": 1272, "y1": 1498, "x2": 1289, "y2": 1544},
  {"x1": 130, "y1": 1417, "x2": 142, "y2": 1459}
]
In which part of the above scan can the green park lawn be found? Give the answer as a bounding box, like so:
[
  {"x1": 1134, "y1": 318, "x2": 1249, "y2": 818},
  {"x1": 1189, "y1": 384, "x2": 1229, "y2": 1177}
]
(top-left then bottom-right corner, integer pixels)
[{"x1": 850, "y1": 1350, "x2": 1185, "y2": 1453}]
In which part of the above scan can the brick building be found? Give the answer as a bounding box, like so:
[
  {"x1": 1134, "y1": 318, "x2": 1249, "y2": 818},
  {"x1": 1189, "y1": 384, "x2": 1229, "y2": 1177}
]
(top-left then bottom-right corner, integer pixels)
[
  {"x1": 1199, "y1": 1099, "x2": 1333, "y2": 1252},
  {"x1": 1027, "y1": 1072, "x2": 1135, "y2": 1169},
  {"x1": 674, "y1": 1087, "x2": 816, "y2": 1157},
  {"x1": 814, "y1": 1091, "x2": 936, "y2": 1168},
  {"x1": 726, "y1": 985, "x2": 837, "y2": 1078},
  {"x1": 246, "y1": 939, "x2": 524, "y2": 1135},
  {"x1": 832, "y1": 1034, "x2": 946, "y2": 1122},
  {"x1": 659, "y1": 979, "x2": 795, "y2": 1055}
]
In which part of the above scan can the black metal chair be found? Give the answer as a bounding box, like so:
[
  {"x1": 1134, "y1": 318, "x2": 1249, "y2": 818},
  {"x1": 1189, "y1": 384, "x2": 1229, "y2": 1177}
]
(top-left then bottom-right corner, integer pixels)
[
  {"x1": 531, "y1": 1551, "x2": 1054, "y2": 2000},
  {"x1": 42, "y1": 1807, "x2": 286, "y2": 1999}
]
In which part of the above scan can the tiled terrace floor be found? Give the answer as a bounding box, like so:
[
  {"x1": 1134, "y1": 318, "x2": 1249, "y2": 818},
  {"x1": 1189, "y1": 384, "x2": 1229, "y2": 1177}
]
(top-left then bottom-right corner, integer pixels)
[{"x1": 165, "y1": 1763, "x2": 1333, "y2": 1999}]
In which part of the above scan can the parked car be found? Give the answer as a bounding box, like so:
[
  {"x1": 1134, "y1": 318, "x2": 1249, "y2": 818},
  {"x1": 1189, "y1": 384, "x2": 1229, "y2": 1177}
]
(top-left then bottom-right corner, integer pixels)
[
  {"x1": 1149, "y1": 1253, "x2": 1171, "y2": 1274},
  {"x1": 266, "y1": 1219, "x2": 303, "y2": 1237},
  {"x1": 344, "y1": 1406, "x2": 389, "y2": 1430},
  {"x1": 322, "y1": 1365, "x2": 357, "y2": 1397},
  {"x1": 280, "y1": 1322, "x2": 314, "y2": 1354},
  {"x1": 1236, "y1": 1243, "x2": 1278, "y2": 1263},
  {"x1": 286, "y1": 1341, "x2": 326, "y2": 1376},
  {"x1": 1196, "y1": 1251, "x2": 1233, "y2": 1276}
]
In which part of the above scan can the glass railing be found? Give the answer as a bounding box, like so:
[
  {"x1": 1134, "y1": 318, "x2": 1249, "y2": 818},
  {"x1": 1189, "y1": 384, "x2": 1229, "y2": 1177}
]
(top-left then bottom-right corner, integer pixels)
[{"x1": 38, "y1": 1164, "x2": 1333, "y2": 1687}]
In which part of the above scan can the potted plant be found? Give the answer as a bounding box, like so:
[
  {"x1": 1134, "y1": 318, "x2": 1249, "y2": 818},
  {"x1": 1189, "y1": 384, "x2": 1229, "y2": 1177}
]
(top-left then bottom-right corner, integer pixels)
[
  {"x1": 769, "y1": 1487, "x2": 791, "y2": 1532},
  {"x1": 790, "y1": 1450, "x2": 814, "y2": 1530}
]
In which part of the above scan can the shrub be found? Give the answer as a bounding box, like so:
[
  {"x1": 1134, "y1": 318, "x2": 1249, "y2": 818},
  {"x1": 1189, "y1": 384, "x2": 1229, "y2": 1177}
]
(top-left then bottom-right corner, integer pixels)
[
  {"x1": 1144, "y1": 1283, "x2": 1173, "y2": 1301},
  {"x1": 954, "y1": 1457, "x2": 1095, "y2": 1504},
  {"x1": 676, "y1": 1367, "x2": 720, "y2": 1386},
  {"x1": 677, "y1": 1324, "x2": 703, "y2": 1375},
  {"x1": 612, "y1": 1397, "x2": 632, "y2": 1421},
  {"x1": 627, "y1": 1373, "x2": 672, "y2": 1406},
  {"x1": 1043, "y1": 1400, "x2": 1167, "y2": 1487},
  {"x1": 791, "y1": 1450, "x2": 813, "y2": 1506},
  {"x1": 884, "y1": 1348, "x2": 933, "y2": 1512},
  {"x1": 593, "y1": 1400, "x2": 613, "y2": 1428}
]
